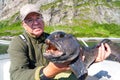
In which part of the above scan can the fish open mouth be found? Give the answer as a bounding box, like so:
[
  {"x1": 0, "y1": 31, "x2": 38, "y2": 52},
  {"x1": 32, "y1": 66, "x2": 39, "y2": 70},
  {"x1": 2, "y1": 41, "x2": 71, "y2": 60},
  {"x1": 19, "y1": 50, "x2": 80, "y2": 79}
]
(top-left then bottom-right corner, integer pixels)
[{"x1": 44, "y1": 39, "x2": 63, "y2": 57}]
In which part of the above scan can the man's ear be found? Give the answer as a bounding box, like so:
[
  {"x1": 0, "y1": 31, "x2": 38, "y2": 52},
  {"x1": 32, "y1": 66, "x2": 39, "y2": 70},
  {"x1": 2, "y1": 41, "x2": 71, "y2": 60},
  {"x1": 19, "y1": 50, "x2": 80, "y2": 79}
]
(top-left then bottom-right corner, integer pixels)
[
  {"x1": 22, "y1": 21, "x2": 27, "y2": 30},
  {"x1": 22, "y1": 21, "x2": 25, "y2": 27}
]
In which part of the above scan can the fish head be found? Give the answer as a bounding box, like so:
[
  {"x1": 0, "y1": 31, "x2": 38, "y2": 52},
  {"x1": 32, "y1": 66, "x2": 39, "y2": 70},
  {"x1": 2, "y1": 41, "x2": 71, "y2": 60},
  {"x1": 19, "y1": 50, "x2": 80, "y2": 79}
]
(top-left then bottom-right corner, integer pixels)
[{"x1": 43, "y1": 31, "x2": 80, "y2": 63}]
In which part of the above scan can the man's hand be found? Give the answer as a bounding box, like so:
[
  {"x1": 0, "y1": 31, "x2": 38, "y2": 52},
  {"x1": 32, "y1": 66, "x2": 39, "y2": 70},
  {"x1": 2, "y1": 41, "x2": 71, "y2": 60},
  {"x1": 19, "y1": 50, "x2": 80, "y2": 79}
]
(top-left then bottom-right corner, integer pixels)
[
  {"x1": 95, "y1": 43, "x2": 111, "y2": 62},
  {"x1": 43, "y1": 62, "x2": 70, "y2": 78}
]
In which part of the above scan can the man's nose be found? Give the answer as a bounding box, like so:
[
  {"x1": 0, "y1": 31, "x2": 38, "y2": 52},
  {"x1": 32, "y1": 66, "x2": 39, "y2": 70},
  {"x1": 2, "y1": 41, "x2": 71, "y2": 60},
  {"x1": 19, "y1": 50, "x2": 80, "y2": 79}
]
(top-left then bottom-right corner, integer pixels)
[{"x1": 33, "y1": 19, "x2": 39, "y2": 24}]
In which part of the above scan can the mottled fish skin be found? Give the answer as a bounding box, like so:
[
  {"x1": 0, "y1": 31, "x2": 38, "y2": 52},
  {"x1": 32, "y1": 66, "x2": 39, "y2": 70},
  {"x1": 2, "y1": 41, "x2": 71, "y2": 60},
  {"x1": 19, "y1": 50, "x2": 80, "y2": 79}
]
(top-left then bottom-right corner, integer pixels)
[{"x1": 82, "y1": 46, "x2": 98, "y2": 68}]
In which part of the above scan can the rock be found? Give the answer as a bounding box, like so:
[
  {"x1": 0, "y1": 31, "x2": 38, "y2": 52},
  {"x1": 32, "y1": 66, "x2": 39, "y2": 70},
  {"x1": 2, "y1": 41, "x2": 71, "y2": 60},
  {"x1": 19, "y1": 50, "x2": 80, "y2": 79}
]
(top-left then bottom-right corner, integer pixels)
[{"x1": 0, "y1": 0, "x2": 120, "y2": 25}]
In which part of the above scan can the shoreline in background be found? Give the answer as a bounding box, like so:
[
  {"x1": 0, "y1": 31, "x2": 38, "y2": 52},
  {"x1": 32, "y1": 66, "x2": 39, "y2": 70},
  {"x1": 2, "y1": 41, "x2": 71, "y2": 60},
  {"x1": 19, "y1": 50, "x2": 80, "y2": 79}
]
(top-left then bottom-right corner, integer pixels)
[
  {"x1": 0, "y1": 36, "x2": 13, "y2": 40},
  {"x1": 1, "y1": 36, "x2": 120, "y2": 41}
]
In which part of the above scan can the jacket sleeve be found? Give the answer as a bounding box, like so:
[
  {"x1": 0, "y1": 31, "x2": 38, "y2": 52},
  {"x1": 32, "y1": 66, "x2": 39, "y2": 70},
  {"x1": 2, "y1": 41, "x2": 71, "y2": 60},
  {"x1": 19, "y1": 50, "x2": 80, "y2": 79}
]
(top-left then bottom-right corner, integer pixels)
[{"x1": 8, "y1": 36, "x2": 42, "y2": 80}]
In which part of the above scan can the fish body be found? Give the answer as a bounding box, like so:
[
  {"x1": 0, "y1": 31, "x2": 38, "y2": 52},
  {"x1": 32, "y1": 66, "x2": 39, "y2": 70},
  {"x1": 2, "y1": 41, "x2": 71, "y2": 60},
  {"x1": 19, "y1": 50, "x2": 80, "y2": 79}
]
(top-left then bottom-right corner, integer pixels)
[
  {"x1": 43, "y1": 31, "x2": 88, "y2": 79},
  {"x1": 43, "y1": 31, "x2": 120, "y2": 80}
]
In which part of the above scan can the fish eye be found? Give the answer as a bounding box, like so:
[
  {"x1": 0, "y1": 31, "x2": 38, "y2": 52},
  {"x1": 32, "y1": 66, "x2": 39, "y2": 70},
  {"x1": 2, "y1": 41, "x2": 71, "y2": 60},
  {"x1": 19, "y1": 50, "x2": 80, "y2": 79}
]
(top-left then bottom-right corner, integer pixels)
[{"x1": 59, "y1": 33, "x2": 64, "y2": 38}]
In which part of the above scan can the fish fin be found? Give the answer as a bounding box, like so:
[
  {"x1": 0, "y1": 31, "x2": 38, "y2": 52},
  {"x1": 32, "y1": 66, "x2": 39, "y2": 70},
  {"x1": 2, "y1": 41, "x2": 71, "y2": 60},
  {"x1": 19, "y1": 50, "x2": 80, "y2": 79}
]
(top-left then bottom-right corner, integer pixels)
[{"x1": 69, "y1": 56, "x2": 88, "y2": 79}]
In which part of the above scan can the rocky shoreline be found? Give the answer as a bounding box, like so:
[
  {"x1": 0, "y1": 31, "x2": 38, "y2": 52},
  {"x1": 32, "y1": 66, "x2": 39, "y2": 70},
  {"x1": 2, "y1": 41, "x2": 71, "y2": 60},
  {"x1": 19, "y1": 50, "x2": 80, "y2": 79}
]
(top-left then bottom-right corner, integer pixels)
[{"x1": 0, "y1": 36, "x2": 13, "y2": 40}]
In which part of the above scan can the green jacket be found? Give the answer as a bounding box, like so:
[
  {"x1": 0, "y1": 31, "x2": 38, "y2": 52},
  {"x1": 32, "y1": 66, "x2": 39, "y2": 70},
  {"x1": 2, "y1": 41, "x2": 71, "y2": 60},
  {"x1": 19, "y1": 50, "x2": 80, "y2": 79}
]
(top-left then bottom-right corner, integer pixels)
[{"x1": 8, "y1": 32, "x2": 78, "y2": 80}]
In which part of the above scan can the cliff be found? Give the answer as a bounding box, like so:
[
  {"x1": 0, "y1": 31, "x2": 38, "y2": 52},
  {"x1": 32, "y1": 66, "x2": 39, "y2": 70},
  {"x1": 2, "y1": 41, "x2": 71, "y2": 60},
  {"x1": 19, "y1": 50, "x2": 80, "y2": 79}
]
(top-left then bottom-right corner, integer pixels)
[{"x1": 0, "y1": 0, "x2": 120, "y2": 26}]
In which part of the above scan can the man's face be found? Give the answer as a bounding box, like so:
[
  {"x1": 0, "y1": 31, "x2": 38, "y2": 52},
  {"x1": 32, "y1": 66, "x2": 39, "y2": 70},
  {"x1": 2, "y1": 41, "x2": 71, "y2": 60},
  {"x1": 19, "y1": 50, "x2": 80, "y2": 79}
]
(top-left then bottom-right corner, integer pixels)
[{"x1": 22, "y1": 12, "x2": 44, "y2": 37}]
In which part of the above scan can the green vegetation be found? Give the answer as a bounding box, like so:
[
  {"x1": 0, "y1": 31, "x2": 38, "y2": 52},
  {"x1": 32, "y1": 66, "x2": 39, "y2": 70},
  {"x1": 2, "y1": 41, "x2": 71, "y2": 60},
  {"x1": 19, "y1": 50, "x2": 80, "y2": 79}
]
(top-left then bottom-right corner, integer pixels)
[
  {"x1": 1, "y1": 20, "x2": 119, "y2": 38},
  {"x1": 112, "y1": 1, "x2": 120, "y2": 7},
  {"x1": 0, "y1": 20, "x2": 23, "y2": 36},
  {"x1": 40, "y1": 0, "x2": 62, "y2": 10}
]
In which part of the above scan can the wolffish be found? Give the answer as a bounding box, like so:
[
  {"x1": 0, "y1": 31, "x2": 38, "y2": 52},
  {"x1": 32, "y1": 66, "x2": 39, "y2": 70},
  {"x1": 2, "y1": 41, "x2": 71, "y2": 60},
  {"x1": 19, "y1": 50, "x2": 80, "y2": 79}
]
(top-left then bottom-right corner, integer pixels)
[{"x1": 43, "y1": 31, "x2": 120, "y2": 80}]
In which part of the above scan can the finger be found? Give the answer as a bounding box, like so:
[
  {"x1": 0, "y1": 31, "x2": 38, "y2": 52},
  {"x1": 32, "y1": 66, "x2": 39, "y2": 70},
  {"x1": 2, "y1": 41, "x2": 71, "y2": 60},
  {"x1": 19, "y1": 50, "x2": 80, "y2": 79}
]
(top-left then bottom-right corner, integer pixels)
[
  {"x1": 101, "y1": 43, "x2": 106, "y2": 60},
  {"x1": 96, "y1": 43, "x2": 105, "y2": 62},
  {"x1": 82, "y1": 55, "x2": 85, "y2": 61},
  {"x1": 96, "y1": 46, "x2": 102, "y2": 62},
  {"x1": 65, "y1": 67, "x2": 70, "y2": 70},
  {"x1": 104, "y1": 43, "x2": 111, "y2": 58}
]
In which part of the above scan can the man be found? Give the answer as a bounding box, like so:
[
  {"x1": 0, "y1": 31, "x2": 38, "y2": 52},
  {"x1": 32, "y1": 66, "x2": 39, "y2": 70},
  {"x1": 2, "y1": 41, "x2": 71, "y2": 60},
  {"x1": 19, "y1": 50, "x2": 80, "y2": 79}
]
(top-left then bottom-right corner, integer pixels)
[{"x1": 8, "y1": 4, "x2": 111, "y2": 80}]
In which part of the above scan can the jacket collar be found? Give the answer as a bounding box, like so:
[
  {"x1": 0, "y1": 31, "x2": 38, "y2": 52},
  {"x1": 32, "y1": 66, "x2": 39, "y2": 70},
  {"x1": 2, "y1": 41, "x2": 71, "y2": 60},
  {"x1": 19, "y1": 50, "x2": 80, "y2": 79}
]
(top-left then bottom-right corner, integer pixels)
[{"x1": 24, "y1": 31, "x2": 47, "y2": 43}]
